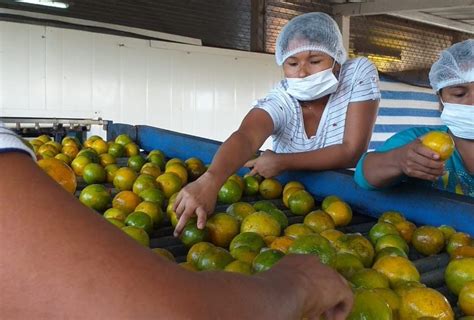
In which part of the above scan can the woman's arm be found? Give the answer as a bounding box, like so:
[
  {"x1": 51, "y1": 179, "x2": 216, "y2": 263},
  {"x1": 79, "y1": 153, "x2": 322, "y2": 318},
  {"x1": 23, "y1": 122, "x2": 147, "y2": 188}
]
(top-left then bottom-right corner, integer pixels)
[
  {"x1": 0, "y1": 152, "x2": 353, "y2": 319},
  {"x1": 247, "y1": 100, "x2": 379, "y2": 177},
  {"x1": 173, "y1": 108, "x2": 274, "y2": 235}
]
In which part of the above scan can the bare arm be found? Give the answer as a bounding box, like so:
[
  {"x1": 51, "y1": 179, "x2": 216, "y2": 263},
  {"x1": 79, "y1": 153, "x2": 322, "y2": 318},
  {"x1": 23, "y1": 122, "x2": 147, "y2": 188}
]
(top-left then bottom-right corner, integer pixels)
[
  {"x1": 0, "y1": 153, "x2": 352, "y2": 319},
  {"x1": 246, "y1": 100, "x2": 379, "y2": 177},
  {"x1": 361, "y1": 139, "x2": 445, "y2": 188},
  {"x1": 174, "y1": 109, "x2": 273, "y2": 234}
]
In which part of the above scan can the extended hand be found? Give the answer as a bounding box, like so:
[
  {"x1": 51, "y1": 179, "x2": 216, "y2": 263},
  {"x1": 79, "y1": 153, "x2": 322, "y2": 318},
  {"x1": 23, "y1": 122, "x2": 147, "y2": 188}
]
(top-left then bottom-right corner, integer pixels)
[{"x1": 397, "y1": 139, "x2": 445, "y2": 181}]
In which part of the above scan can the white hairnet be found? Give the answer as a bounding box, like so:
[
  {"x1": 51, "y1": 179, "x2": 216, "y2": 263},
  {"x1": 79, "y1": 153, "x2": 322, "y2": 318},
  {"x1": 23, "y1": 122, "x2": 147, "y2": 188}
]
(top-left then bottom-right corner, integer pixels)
[
  {"x1": 275, "y1": 12, "x2": 347, "y2": 66},
  {"x1": 429, "y1": 39, "x2": 474, "y2": 92}
]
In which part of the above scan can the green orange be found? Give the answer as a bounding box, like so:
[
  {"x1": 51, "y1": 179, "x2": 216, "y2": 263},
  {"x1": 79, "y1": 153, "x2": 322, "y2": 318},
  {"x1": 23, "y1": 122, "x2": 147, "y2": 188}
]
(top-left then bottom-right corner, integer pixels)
[
  {"x1": 303, "y1": 210, "x2": 335, "y2": 233},
  {"x1": 252, "y1": 249, "x2": 285, "y2": 273},
  {"x1": 113, "y1": 167, "x2": 138, "y2": 191},
  {"x1": 288, "y1": 234, "x2": 336, "y2": 266},
  {"x1": 79, "y1": 184, "x2": 111, "y2": 212},
  {"x1": 288, "y1": 190, "x2": 315, "y2": 216},
  {"x1": 218, "y1": 179, "x2": 243, "y2": 204},
  {"x1": 259, "y1": 178, "x2": 283, "y2": 200},
  {"x1": 122, "y1": 226, "x2": 150, "y2": 247},
  {"x1": 82, "y1": 163, "x2": 107, "y2": 184}
]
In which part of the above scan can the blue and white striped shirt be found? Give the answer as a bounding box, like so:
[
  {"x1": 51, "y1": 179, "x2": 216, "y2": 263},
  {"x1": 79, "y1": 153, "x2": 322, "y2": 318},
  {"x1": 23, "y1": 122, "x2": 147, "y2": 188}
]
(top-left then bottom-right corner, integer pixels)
[{"x1": 254, "y1": 57, "x2": 380, "y2": 153}]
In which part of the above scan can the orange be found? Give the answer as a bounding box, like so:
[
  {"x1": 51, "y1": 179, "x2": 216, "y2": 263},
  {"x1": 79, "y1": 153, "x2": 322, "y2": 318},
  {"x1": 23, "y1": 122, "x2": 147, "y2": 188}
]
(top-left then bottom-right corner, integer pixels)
[
  {"x1": 140, "y1": 162, "x2": 161, "y2": 178},
  {"x1": 372, "y1": 256, "x2": 420, "y2": 287},
  {"x1": 375, "y1": 246, "x2": 408, "y2": 262},
  {"x1": 139, "y1": 188, "x2": 165, "y2": 208},
  {"x1": 156, "y1": 172, "x2": 183, "y2": 198},
  {"x1": 185, "y1": 157, "x2": 206, "y2": 181},
  {"x1": 218, "y1": 179, "x2": 243, "y2": 204},
  {"x1": 398, "y1": 287, "x2": 454, "y2": 320},
  {"x1": 71, "y1": 155, "x2": 92, "y2": 176},
  {"x1": 336, "y1": 233, "x2": 374, "y2": 268},
  {"x1": 270, "y1": 236, "x2": 294, "y2": 254},
  {"x1": 38, "y1": 143, "x2": 59, "y2": 156},
  {"x1": 62, "y1": 136, "x2": 80, "y2": 148},
  {"x1": 253, "y1": 200, "x2": 277, "y2": 212},
  {"x1": 243, "y1": 175, "x2": 260, "y2": 196},
  {"x1": 132, "y1": 174, "x2": 157, "y2": 195},
  {"x1": 128, "y1": 155, "x2": 146, "y2": 172},
  {"x1": 99, "y1": 153, "x2": 116, "y2": 167},
  {"x1": 54, "y1": 153, "x2": 71, "y2": 164},
  {"x1": 84, "y1": 135, "x2": 101, "y2": 148},
  {"x1": 148, "y1": 151, "x2": 166, "y2": 168},
  {"x1": 165, "y1": 163, "x2": 188, "y2": 185},
  {"x1": 252, "y1": 249, "x2": 285, "y2": 273},
  {"x1": 284, "y1": 223, "x2": 314, "y2": 239},
  {"x1": 444, "y1": 258, "x2": 474, "y2": 295},
  {"x1": 335, "y1": 252, "x2": 364, "y2": 279},
  {"x1": 267, "y1": 208, "x2": 288, "y2": 229},
  {"x1": 197, "y1": 247, "x2": 234, "y2": 271},
  {"x1": 229, "y1": 246, "x2": 258, "y2": 264},
  {"x1": 180, "y1": 262, "x2": 198, "y2": 271},
  {"x1": 421, "y1": 131, "x2": 455, "y2": 160},
  {"x1": 451, "y1": 246, "x2": 474, "y2": 260},
  {"x1": 321, "y1": 195, "x2": 342, "y2": 211},
  {"x1": 240, "y1": 211, "x2": 281, "y2": 238},
  {"x1": 347, "y1": 289, "x2": 393, "y2": 320},
  {"x1": 371, "y1": 288, "x2": 401, "y2": 320},
  {"x1": 61, "y1": 144, "x2": 79, "y2": 159},
  {"x1": 224, "y1": 260, "x2": 253, "y2": 275},
  {"x1": 288, "y1": 234, "x2": 336, "y2": 267},
  {"x1": 125, "y1": 211, "x2": 153, "y2": 234},
  {"x1": 394, "y1": 220, "x2": 417, "y2": 244},
  {"x1": 439, "y1": 225, "x2": 456, "y2": 242},
  {"x1": 458, "y1": 281, "x2": 474, "y2": 316},
  {"x1": 446, "y1": 232, "x2": 471, "y2": 255},
  {"x1": 226, "y1": 202, "x2": 256, "y2": 222},
  {"x1": 375, "y1": 234, "x2": 409, "y2": 255},
  {"x1": 259, "y1": 178, "x2": 283, "y2": 200},
  {"x1": 112, "y1": 190, "x2": 142, "y2": 214},
  {"x1": 228, "y1": 174, "x2": 244, "y2": 191},
  {"x1": 124, "y1": 143, "x2": 140, "y2": 157},
  {"x1": 46, "y1": 141, "x2": 61, "y2": 151},
  {"x1": 113, "y1": 167, "x2": 138, "y2": 191},
  {"x1": 369, "y1": 221, "x2": 400, "y2": 245},
  {"x1": 393, "y1": 280, "x2": 426, "y2": 297},
  {"x1": 108, "y1": 142, "x2": 125, "y2": 158},
  {"x1": 165, "y1": 158, "x2": 185, "y2": 169},
  {"x1": 320, "y1": 229, "x2": 344, "y2": 247},
  {"x1": 91, "y1": 138, "x2": 108, "y2": 155},
  {"x1": 283, "y1": 186, "x2": 304, "y2": 208},
  {"x1": 82, "y1": 163, "x2": 107, "y2": 185},
  {"x1": 304, "y1": 210, "x2": 335, "y2": 233},
  {"x1": 151, "y1": 248, "x2": 175, "y2": 262},
  {"x1": 37, "y1": 158, "x2": 77, "y2": 194},
  {"x1": 77, "y1": 149, "x2": 100, "y2": 163},
  {"x1": 230, "y1": 232, "x2": 266, "y2": 254},
  {"x1": 378, "y1": 211, "x2": 405, "y2": 225},
  {"x1": 103, "y1": 208, "x2": 128, "y2": 222},
  {"x1": 283, "y1": 181, "x2": 305, "y2": 194},
  {"x1": 121, "y1": 226, "x2": 149, "y2": 247},
  {"x1": 105, "y1": 164, "x2": 119, "y2": 183},
  {"x1": 288, "y1": 190, "x2": 315, "y2": 216},
  {"x1": 187, "y1": 242, "x2": 215, "y2": 267},
  {"x1": 37, "y1": 134, "x2": 52, "y2": 144},
  {"x1": 135, "y1": 201, "x2": 163, "y2": 226},
  {"x1": 106, "y1": 218, "x2": 125, "y2": 228},
  {"x1": 115, "y1": 134, "x2": 133, "y2": 146},
  {"x1": 412, "y1": 226, "x2": 445, "y2": 256},
  {"x1": 324, "y1": 200, "x2": 352, "y2": 227},
  {"x1": 206, "y1": 213, "x2": 240, "y2": 248},
  {"x1": 180, "y1": 223, "x2": 211, "y2": 248},
  {"x1": 350, "y1": 268, "x2": 390, "y2": 289},
  {"x1": 79, "y1": 184, "x2": 111, "y2": 212},
  {"x1": 166, "y1": 196, "x2": 179, "y2": 228}
]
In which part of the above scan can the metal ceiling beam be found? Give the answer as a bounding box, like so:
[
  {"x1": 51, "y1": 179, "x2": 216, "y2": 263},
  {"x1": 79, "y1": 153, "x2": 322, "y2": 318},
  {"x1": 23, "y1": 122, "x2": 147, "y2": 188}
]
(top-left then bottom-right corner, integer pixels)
[
  {"x1": 0, "y1": 8, "x2": 202, "y2": 45},
  {"x1": 389, "y1": 11, "x2": 474, "y2": 34},
  {"x1": 332, "y1": 0, "x2": 474, "y2": 16}
]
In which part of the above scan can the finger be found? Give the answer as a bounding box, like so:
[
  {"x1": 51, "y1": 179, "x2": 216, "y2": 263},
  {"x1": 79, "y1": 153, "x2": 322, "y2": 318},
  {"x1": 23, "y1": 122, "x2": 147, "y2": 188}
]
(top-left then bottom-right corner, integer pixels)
[
  {"x1": 173, "y1": 191, "x2": 183, "y2": 212},
  {"x1": 405, "y1": 169, "x2": 440, "y2": 181},
  {"x1": 244, "y1": 158, "x2": 257, "y2": 168},
  {"x1": 409, "y1": 151, "x2": 444, "y2": 170},
  {"x1": 196, "y1": 206, "x2": 208, "y2": 229},
  {"x1": 174, "y1": 208, "x2": 194, "y2": 237},
  {"x1": 408, "y1": 161, "x2": 445, "y2": 176},
  {"x1": 175, "y1": 199, "x2": 187, "y2": 218},
  {"x1": 414, "y1": 142, "x2": 441, "y2": 160},
  {"x1": 248, "y1": 167, "x2": 259, "y2": 176}
]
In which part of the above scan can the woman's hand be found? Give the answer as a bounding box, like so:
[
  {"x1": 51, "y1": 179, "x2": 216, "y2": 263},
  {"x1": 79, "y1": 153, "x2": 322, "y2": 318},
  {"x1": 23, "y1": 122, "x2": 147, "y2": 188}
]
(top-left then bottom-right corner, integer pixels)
[
  {"x1": 396, "y1": 139, "x2": 445, "y2": 181},
  {"x1": 244, "y1": 150, "x2": 284, "y2": 178},
  {"x1": 173, "y1": 172, "x2": 220, "y2": 237}
]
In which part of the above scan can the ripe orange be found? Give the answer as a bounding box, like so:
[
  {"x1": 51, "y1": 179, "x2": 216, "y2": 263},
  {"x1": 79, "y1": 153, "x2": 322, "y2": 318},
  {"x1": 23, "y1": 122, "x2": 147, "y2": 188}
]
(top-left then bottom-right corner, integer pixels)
[
  {"x1": 112, "y1": 190, "x2": 142, "y2": 214},
  {"x1": 124, "y1": 143, "x2": 140, "y2": 157},
  {"x1": 156, "y1": 172, "x2": 183, "y2": 198},
  {"x1": 140, "y1": 162, "x2": 161, "y2": 178},
  {"x1": 350, "y1": 268, "x2": 390, "y2": 289},
  {"x1": 187, "y1": 242, "x2": 215, "y2": 267},
  {"x1": 458, "y1": 281, "x2": 474, "y2": 316},
  {"x1": 165, "y1": 163, "x2": 188, "y2": 185},
  {"x1": 335, "y1": 252, "x2": 364, "y2": 279},
  {"x1": 378, "y1": 211, "x2": 405, "y2": 225},
  {"x1": 444, "y1": 258, "x2": 474, "y2": 295},
  {"x1": 61, "y1": 144, "x2": 79, "y2": 159},
  {"x1": 115, "y1": 134, "x2": 133, "y2": 146},
  {"x1": 369, "y1": 222, "x2": 400, "y2": 245},
  {"x1": 226, "y1": 202, "x2": 256, "y2": 222},
  {"x1": 122, "y1": 226, "x2": 149, "y2": 247},
  {"x1": 399, "y1": 287, "x2": 454, "y2": 320},
  {"x1": 185, "y1": 157, "x2": 206, "y2": 181},
  {"x1": 347, "y1": 289, "x2": 393, "y2": 320},
  {"x1": 91, "y1": 138, "x2": 108, "y2": 155},
  {"x1": 259, "y1": 178, "x2": 283, "y2": 200},
  {"x1": 103, "y1": 208, "x2": 128, "y2": 222},
  {"x1": 324, "y1": 200, "x2": 352, "y2": 227},
  {"x1": 71, "y1": 155, "x2": 92, "y2": 176},
  {"x1": 412, "y1": 226, "x2": 445, "y2": 256},
  {"x1": 228, "y1": 174, "x2": 244, "y2": 191},
  {"x1": 375, "y1": 234, "x2": 409, "y2": 255},
  {"x1": 284, "y1": 223, "x2": 314, "y2": 239},
  {"x1": 224, "y1": 260, "x2": 253, "y2": 275},
  {"x1": 206, "y1": 213, "x2": 240, "y2": 248},
  {"x1": 113, "y1": 167, "x2": 138, "y2": 191},
  {"x1": 282, "y1": 186, "x2": 304, "y2": 208},
  {"x1": 37, "y1": 158, "x2": 77, "y2": 194},
  {"x1": 240, "y1": 211, "x2": 281, "y2": 238},
  {"x1": 320, "y1": 229, "x2": 344, "y2": 247},
  {"x1": 373, "y1": 256, "x2": 420, "y2": 287},
  {"x1": 394, "y1": 220, "x2": 417, "y2": 243},
  {"x1": 132, "y1": 174, "x2": 157, "y2": 195},
  {"x1": 303, "y1": 210, "x2": 335, "y2": 233},
  {"x1": 135, "y1": 201, "x2": 163, "y2": 226},
  {"x1": 283, "y1": 181, "x2": 305, "y2": 194},
  {"x1": 421, "y1": 131, "x2": 455, "y2": 160},
  {"x1": 446, "y1": 232, "x2": 471, "y2": 255},
  {"x1": 99, "y1": 153, "x2": 116, "y2": 167},
  {"x1": 336, "y1": 233, "x2": 375, "y2": 268},
  {"x1": 270, "y1": 236, "x2": 294, "y2": 254},
  {"x1": 105, "y1": 164, "x2": 119, "y2": 183}
]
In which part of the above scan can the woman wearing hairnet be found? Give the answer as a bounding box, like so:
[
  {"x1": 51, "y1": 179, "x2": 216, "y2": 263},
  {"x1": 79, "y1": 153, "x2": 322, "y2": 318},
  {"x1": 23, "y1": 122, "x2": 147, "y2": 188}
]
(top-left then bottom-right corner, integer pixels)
[
  {"x1": 355, "y1": 39, "x2": 473, "y2": 197},
  {"x1": 174, "y1": 12, "x2": 380, "y2": 234}
]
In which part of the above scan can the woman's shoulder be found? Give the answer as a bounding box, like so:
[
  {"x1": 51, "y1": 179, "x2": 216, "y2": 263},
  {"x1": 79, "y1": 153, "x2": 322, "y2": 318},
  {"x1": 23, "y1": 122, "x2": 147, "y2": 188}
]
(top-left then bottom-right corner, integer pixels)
[{"x1": 340, "y1": 57, "x2": 377, "y2": 77}]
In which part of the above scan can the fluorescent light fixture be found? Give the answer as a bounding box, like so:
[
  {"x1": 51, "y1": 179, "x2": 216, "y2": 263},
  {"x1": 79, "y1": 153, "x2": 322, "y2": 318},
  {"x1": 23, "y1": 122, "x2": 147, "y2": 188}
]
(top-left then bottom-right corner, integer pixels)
[{"x1": 15, "y1": 0, "x2": 69, "y2": 9}]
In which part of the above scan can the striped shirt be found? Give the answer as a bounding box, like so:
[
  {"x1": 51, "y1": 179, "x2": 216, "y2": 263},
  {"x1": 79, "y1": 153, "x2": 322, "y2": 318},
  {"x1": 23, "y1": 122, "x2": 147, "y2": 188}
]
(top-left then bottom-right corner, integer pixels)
[
  {"x1": 0, "y1": 122, "x2": 36, "y2": 159},
  {"x1": 254, "y1": 57, "x2": 380, "y2": 153}
]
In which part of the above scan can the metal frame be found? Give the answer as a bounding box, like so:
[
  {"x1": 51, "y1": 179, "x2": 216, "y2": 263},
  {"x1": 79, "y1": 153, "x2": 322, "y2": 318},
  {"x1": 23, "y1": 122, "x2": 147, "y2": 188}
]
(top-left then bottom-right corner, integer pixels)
[{"x1": 107, "y1": 123, "x2": 474, "y2": 236}]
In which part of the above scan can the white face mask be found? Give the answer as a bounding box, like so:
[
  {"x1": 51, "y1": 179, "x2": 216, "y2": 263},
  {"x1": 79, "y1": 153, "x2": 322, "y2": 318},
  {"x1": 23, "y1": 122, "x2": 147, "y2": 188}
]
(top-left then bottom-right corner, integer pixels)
[
  {"x1": 286, "y1": 63, "x2": 339, "y2": 101},
  {"x1": 440, "y1": 101, "x2": 474, "y2": 140}
]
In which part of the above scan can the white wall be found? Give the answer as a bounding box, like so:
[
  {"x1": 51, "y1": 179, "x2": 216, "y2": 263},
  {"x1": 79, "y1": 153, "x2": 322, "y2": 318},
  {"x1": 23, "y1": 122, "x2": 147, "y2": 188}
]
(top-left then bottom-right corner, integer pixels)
[{"x1": 0, "y1": 21, "x2": 281, "y2": 147}]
